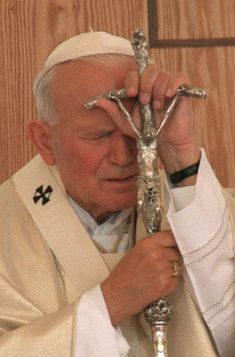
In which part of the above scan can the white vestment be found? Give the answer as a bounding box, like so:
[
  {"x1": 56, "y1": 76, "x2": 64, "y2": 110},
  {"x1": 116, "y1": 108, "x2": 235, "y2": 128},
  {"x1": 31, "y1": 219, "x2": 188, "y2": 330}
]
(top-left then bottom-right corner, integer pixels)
[{"x1": 0, "y1": 151, "x2": 234, "y2": 356}]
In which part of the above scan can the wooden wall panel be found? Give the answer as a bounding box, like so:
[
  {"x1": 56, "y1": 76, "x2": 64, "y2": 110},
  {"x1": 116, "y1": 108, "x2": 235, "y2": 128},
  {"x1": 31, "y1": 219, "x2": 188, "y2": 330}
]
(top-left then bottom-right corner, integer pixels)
[
  {"x1": 1, "y1": 0, "x2": 235, "y2": 188},
  {"x1": 156, "y1": 0, "x2": 235, "y2": 40},
  {"x1": 149, "y1": 45, "x2": 235, "y2": 187},
  {"x1": 147, "y1": 0, "x2": 235, "y2": 187},
  {"x1": 0, "y1": 0, "x2": 148, "y2": 184}
]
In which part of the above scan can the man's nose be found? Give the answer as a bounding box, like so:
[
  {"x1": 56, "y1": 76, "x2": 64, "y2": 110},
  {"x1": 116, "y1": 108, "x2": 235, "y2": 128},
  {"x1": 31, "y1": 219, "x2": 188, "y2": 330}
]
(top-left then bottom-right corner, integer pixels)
[{"x1": 109, "y1": 133, "x2": 136, "y2": 167}]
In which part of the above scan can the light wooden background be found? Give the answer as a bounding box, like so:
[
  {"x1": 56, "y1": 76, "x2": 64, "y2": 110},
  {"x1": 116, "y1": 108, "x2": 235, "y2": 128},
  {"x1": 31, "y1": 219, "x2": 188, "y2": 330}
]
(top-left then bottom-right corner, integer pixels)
[{"x1": 1, "y1": 0, "x2": 235, "y2": 187}]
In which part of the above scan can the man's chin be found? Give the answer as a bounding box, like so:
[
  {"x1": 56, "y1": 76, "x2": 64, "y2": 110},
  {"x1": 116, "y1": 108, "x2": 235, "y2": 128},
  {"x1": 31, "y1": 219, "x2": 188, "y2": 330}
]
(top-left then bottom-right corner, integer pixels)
[{"x1": 102, "y1": 192, "x2": 137, "y2": 212}]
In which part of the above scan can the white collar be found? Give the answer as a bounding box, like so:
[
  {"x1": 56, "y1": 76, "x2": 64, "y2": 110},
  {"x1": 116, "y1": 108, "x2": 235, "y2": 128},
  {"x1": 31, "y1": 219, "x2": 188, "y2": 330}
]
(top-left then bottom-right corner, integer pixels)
[{"x1": 68, "y1": 197, "x2": 133, "y2": 252}]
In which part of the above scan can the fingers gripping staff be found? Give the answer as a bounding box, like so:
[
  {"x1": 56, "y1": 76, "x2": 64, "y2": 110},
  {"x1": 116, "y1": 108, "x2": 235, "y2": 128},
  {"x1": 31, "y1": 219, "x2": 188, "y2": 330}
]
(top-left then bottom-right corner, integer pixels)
[{"x1": 85, "y1": 29, "x2": 207, "y2": 357}]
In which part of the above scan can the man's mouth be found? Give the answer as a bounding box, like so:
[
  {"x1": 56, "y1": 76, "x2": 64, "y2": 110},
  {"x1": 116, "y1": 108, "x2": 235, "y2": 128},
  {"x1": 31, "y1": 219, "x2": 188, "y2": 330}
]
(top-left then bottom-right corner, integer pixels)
[{"x1": 104, "y1": 174, "x2": 137, "y2": 183}]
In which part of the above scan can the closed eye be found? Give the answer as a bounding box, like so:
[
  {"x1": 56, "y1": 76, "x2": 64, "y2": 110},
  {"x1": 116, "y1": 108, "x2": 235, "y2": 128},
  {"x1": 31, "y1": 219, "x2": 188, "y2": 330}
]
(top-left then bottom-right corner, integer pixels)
[{"x1": 82, "y1": 131, "x2": 113, "y2": 142}]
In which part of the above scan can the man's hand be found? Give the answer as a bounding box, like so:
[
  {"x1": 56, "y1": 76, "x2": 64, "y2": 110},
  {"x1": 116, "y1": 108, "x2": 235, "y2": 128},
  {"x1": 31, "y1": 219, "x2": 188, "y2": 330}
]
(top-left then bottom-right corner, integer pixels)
[
  {"x1": 101, "y1": 230, "x2": 180, "y2": 326},
  {"x1": 136, "y1": 64, "x2": 201, "y2": 174},
  {"x1": 96, "y1": 64, "x2": 201, "y2": 181}
]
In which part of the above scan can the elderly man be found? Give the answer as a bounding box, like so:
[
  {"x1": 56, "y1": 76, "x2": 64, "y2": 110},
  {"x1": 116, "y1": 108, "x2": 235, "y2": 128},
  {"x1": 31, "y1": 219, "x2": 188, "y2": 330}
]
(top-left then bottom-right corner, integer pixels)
[{"x1": 0, "y1": 31, "x2": 234, "y2": 356}]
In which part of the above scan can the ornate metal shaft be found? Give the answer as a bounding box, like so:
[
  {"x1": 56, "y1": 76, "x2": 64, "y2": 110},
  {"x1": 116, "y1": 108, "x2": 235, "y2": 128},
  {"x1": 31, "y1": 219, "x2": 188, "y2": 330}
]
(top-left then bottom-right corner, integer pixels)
[{"x1": 131, "y1": 28, "x2": 172, "y2": 357}]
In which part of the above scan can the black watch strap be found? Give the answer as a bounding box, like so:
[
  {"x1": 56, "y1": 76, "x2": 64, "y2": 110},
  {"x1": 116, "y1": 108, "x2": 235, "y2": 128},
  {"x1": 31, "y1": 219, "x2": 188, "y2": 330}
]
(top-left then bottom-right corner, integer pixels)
[{"x1": 169, "y1": 161, "x2": 200, "y2": 185}]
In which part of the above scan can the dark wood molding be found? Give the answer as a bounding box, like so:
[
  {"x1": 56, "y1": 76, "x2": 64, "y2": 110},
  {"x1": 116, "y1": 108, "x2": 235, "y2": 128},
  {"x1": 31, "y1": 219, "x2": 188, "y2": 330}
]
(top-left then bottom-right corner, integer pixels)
[{"x1": 147, "y1": 0, "x2": 235, "y2": 48}]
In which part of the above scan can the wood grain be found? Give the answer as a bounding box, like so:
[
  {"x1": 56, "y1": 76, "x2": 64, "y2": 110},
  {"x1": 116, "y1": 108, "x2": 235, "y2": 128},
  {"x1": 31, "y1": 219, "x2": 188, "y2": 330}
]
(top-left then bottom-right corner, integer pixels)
[
  {"x1": 147, "y1": 0, "x2": 235, "y2": 186},
  {"x1": 156, "y1": 0, "x2": 235, "y2": 40},
  {"x1": 149, "y1": 44, "x2": 235, "y2": 187},
  {"x1": 0, "y1": 0, "x2": 147, "y2": 183},
  {"x1": 0, "y1": 0, "x2": 235, "y2": 187}
]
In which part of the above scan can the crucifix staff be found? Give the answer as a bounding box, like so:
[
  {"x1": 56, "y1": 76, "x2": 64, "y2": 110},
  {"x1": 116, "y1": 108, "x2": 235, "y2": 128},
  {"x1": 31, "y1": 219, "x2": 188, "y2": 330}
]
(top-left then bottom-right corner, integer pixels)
[{"x1": 85, "y1": 28, "x2": 207, "y2": 357}]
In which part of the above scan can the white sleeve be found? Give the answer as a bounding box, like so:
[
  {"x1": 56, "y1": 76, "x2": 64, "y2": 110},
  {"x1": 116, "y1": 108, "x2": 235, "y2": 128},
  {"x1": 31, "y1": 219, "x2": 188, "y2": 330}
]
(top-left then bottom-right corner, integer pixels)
[
  {"x1": 75, "y1": 285, "x2": 130, "y2": 357},
  {"x1": 166, "y1": 149, "x2": 235, "y2": 357}
]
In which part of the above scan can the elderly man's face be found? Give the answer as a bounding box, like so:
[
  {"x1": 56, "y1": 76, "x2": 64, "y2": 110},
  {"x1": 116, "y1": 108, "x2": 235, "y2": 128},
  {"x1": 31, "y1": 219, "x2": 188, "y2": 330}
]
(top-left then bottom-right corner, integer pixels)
[{"x1": 47, "y1": 57, "x2": 138, "y2": 222}]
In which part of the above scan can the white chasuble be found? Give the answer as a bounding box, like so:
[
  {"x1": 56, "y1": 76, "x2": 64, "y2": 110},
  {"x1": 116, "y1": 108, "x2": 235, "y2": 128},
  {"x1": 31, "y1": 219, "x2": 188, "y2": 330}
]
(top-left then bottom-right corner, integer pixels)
[{"x1": 0, "y1": 154, "x2": 232, "y2": 355}]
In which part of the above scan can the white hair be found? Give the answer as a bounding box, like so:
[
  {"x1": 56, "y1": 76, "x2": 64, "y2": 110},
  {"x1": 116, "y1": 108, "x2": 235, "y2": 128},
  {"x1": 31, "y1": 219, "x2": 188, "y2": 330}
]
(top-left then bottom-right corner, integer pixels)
[
  {"x1": 33, "y1": 66, "x2": 58, "y2": 124},
  {"x1": 33, "y1": 54, "x2": 133, "y2": 125}
]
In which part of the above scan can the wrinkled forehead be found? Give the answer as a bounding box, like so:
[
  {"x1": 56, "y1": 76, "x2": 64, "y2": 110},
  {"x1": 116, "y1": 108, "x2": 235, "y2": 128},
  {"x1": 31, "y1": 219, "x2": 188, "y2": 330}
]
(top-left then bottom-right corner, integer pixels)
[
  {"x1": 54, "y1": 56, "x2": 135, "y2": 103},
  {"x1": 51, "y1": 55, "x2": 136, "y2": 120}
]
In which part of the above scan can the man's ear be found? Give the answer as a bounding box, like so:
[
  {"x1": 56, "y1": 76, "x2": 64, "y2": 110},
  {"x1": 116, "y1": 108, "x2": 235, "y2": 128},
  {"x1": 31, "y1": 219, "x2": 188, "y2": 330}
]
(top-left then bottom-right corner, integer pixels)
[{"x1": 26, "y1": 120, "x2": 56, "y2": 166}]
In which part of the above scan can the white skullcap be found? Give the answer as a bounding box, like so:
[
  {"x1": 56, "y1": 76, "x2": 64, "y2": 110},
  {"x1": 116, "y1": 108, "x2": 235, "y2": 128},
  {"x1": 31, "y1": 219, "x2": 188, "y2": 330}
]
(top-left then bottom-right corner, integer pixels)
[{"x1": 45, "y1": 31, "x2": 134, "y2": 68}]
